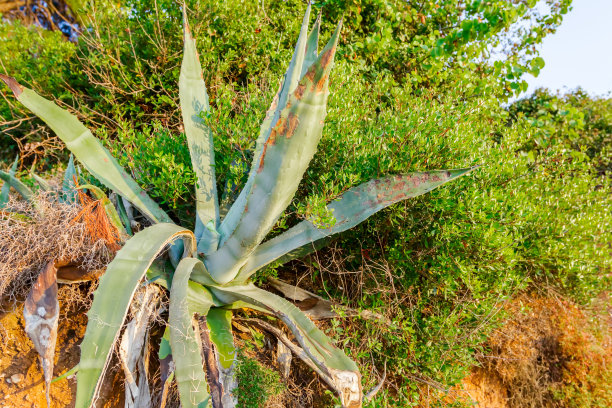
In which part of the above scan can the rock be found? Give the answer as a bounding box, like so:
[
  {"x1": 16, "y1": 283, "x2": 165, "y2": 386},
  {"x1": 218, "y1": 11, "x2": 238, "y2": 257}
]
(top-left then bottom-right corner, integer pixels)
[{"x1": 10, "y1": 374, "x2": 23, "y2": 384}]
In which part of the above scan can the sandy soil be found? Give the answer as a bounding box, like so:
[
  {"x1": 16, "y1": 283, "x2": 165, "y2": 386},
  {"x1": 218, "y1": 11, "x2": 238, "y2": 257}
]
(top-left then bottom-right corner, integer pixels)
[{"x1": 0, "y1": 299, "x2": 123, "y2": 408}]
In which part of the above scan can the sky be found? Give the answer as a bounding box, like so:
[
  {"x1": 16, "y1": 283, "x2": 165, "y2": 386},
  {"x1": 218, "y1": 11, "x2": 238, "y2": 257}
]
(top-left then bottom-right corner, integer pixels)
[{"x1": 522, "y1": 0, "x2": 612, "y2": 97}]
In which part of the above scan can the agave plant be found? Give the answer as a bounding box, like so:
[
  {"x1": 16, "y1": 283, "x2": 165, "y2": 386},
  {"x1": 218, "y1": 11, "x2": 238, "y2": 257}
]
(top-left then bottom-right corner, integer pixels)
[{"x1": 1, "y1": 4, "x2": 476, "y2": 408}]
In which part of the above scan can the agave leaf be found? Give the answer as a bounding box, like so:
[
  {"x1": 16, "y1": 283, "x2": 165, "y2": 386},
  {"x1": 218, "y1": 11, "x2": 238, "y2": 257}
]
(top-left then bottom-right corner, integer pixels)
[
  {"x1": 187, "y1": 279, "x2": 217, "y2": 314},
  {"x1": 206, "y1": 20, "x2": 342, "y2": 284},
  {"x1": 271, "y1": 2, "x2": 312, "y2": 130},
  {"x1": 302, "y1": 11, "x2": 321, "y2": 77},
  {"x1": 31, "y1": 172, "x2": 53, "y2": 192},
  {"x1": 237, "y1": 168, "x2": 477, "y2": 281},
  {"x1": 209, "y1": 283, "x2": 362, "y2": 408},
  {"x1": 158, "y1": 326, "x2": 172, "y2": 360},
  {"x1": 169, "y1": 257, "x2": 212, "y2": 408},
  {"x1": 180, "y1": 7, "x2": 219, "y2": 255},
  {"x1": 76, "y1": 223, "x2": 196, "y2": 408},
  {"x1": 0, "y1": 74, "x2": 171, "y2": 224},
  {"x1": 0, "y1": 169, "x2": 34, "y2": 203},
  {"x1": 0, "y1": 155, "x2": 18, "y2": 207},
  {"x1": 115, "y1": 194, "x2": 133, "y2": 235},
  {"x1": 62, "y1": 153, "x2": 77, "y2": 203},
  {"x1": 218, "y1": 3, "x2": 312, "y2": 244},
  {"x1": 206, "y1": 308, "x2": 237, "y2": 407},
  {"x1": 206, "y1": 308, "x2": 235, "y2": 369}
]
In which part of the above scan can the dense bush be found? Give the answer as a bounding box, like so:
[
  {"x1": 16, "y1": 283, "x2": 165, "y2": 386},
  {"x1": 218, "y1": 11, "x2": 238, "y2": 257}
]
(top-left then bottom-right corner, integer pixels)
[
  {"x1": 1, "y1": 0, "x2": 610, "y2": 406},
  {"x1": 0, "y1": 19, "x2": 77, "y2": 161},
  {"x1": 509, "y1": 88, "x2": 612, "y2": 177},
  {"x1": 2, "y1": 0, "x2": 571, "y2": 165}
]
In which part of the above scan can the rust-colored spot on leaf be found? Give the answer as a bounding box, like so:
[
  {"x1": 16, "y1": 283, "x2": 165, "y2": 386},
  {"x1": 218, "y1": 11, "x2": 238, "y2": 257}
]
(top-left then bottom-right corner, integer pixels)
[
  {"x1": 303, "y1": 68, "x2": 316, "y2": 84},
  {"x1": 428, "y1": 173, "x2": 443, "y2": 182},
  {"x1": 295, "y1": 83, "x2": 306, "y2": 100},
  {"x1": 285, "y1": 112, "x2": 299, "y2": 138},
  {"x1": 310, "y1": 46, "x2": 336, "y2": 92},
  {"x1": 315, "y1": 73, "x2": 329, "y2": 92},
  {"x1": 257, "y1": 112, "x2": 299, "y2": 172},
  {"x1": 258, "y1": 118, "x2": 284, "y2": 172},
  {"x1": 320, "y1": 46, "x2": 336, "y2": 69},
  {"x1": 0, "y1": 74, "x2": 23, "y2": 97},
  {"x1": 257, "y1": 144, "x2": 268, "y2": 173}
]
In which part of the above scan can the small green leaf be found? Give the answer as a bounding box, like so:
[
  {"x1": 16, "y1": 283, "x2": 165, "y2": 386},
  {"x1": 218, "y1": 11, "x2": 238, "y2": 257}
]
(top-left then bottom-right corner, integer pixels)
[
  {"x1": 31, "y1": 173, "x2": 52, "y2": 192},
  {"x1": 0, "y1": 155, "x2": 19, "y2": 207},
  {"x1": 0, "y1": 168, "x2": 34, "y2": 204},
  {"x1": 158, "y1": 327, "x2": 171, "y2": 360},
  {"x1": 62, "y1": 154, "x2": 77, "y2": 203}
]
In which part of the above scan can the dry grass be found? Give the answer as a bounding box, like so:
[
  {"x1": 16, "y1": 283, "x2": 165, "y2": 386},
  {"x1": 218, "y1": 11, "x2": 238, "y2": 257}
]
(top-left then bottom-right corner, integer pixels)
[
  {"x1": 0, "y1": 193, "x2": 116, "y2": 307},
  {"x1": 471, "y1": 293, "x2": 612, "y2": 408}
]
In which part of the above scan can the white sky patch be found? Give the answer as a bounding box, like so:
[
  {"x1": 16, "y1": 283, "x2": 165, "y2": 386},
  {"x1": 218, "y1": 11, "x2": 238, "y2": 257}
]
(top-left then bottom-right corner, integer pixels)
[{"x1": 522, "y1": 0, "x2": 612, "y2": 97}]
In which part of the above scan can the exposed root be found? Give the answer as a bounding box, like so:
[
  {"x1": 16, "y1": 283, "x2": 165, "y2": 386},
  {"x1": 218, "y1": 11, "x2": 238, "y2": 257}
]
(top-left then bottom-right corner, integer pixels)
[{"x1": 363, "y1": 359, "x2": 386, "y2": 401}]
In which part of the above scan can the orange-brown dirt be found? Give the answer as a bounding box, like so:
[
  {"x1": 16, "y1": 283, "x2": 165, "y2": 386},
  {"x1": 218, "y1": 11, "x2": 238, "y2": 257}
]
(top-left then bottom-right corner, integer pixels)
[
  {"x1": 455, "y1": 293, "x2": 611, "y2": 408},
  {"x1": 461, "y1": 368, "x2": 509, "y2": 408},
  {"x1": 0, "y1": 289, "x2": 123, "y2": 408}
]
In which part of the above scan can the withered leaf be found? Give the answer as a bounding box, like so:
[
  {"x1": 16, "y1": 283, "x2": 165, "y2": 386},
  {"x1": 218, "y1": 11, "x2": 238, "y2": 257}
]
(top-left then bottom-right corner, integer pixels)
[{"x1": 24, "y1": 260, "x2": 59, "y2": 408}]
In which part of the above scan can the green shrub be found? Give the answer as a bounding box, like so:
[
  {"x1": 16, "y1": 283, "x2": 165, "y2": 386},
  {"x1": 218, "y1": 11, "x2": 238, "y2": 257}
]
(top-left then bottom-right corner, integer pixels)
[
  {"x1": 1, "y1": 0, "x2": 572, "y2": 165},
  {"x1": 235, "y1": 352, "x2": 284, "y2": 408},
  {"x1": 98, "y1": 121, "x2": 197, "y2": 224},
  {"x1": 509, "y1": 88, "x2": 612, "y2": 177},
  {"x1": 0, "y1": 19, "x2": 77, "y2": 161}
]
